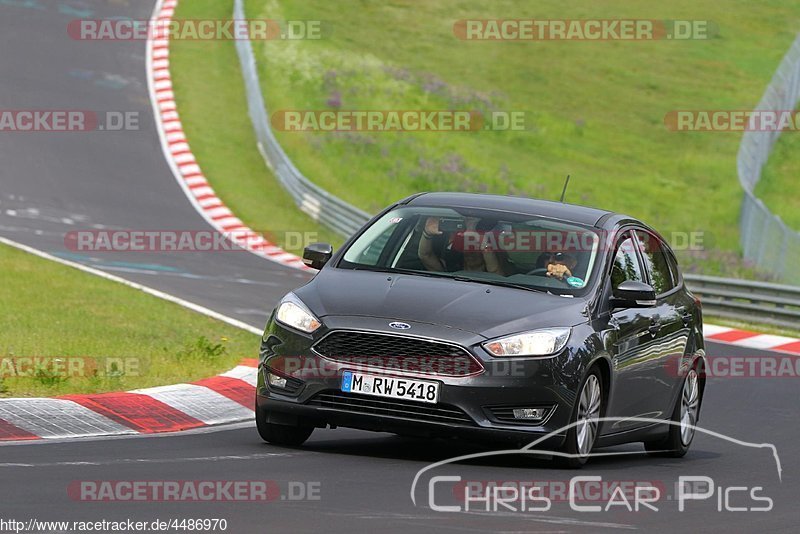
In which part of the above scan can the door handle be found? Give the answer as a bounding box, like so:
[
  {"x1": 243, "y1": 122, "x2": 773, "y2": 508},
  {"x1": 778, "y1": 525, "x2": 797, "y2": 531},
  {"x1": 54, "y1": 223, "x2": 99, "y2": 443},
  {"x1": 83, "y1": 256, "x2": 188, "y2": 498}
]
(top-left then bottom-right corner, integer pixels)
[
  {"x1": 676, "y1": 306, "x2": 693, "y2": 326},
  {"x1": 648, "y1": 316, "x2": 662, "y2": 336}
]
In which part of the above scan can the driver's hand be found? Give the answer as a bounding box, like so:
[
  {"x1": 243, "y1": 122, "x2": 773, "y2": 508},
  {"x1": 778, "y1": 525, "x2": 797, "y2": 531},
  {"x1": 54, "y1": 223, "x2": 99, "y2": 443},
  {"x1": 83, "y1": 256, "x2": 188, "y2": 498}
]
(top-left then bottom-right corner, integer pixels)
[
  {"x1": 546, "y1": 263, "x2": 572, "y2": 280},
  {"x1": 424, "y1": 217, "x2": 442, "y2": 235}
]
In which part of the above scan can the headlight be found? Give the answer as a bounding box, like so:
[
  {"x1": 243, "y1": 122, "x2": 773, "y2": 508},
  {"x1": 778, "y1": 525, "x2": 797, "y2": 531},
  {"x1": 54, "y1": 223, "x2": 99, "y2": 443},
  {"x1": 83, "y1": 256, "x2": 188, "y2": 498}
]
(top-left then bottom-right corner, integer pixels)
[
  {"x1": 483, "y1": 328, "x2": 571, "y2": 357},
  {"x1": 275, "y1": 294, "x2": 321, "y2": 333}
]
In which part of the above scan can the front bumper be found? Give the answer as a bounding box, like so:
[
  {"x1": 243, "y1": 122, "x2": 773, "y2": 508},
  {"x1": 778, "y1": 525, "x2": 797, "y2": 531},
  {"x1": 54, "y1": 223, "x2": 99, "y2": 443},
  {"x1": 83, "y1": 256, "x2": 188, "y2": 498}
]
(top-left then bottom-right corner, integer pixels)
[{"x1": 257, "y1": 315, "x2": 584, "y2": 448}]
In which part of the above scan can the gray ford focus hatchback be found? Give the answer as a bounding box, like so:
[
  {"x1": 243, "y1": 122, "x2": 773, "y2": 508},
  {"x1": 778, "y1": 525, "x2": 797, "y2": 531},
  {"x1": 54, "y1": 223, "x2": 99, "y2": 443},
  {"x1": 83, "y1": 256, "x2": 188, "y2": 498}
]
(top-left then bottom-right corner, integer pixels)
[{"x1": 256, "y1": 193, "x2": 706, "y2": 467}]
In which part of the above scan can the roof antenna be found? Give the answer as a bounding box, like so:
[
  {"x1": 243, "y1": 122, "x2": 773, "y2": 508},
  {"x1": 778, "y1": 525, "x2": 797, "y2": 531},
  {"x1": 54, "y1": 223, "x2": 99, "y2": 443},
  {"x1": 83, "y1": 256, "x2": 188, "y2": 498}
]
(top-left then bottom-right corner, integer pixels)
[{"x1": 559, "y1": 175, "x2": 571, "y2": 203}]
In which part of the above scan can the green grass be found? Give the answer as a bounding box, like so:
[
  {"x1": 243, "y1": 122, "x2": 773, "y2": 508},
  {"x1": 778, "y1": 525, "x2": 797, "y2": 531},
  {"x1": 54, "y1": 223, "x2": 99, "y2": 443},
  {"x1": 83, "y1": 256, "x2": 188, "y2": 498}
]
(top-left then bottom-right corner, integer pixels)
[
  {"x1": 168, "y1": 0, "x2": 341, "y2": 254},
  {"x1": 756, "y1": 126, "x2": 800, "y2": 231},
  {"x1": 245, "y1": 0, "x2": 800, "y2": 276},
  {"x1": 0, "y1": 243, "x2": 258, "y2": 397},
  {"x1": 168, "y1": 0, "x2": 800, "y2": 279}
]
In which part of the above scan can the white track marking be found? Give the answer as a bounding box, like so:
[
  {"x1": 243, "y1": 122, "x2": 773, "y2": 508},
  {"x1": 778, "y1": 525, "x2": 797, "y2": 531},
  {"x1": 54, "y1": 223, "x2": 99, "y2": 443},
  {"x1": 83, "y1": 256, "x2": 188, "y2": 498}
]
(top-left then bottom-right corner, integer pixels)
[
  {"x1": 0, "y1": 399, "x2": 135, "y2": 439},
  {"x1": 220, "y1": 366, "x2": 259, "y2": 387},
  {"x1": 0, "y1": 453, "x2": 293, "y2": 469},
  {"x1": 146, "y1": 0, "x2": 308, "y2": 272},
  {"x1": 702, "y1": 324, "x2": 733, "y2": 337},
  {"x1": 0, "y1": 236, "x2": 261, "y2": 335},
  {"x1": 732, "y1": 333, "x2": 798, "y2": 349},
  {"x1": 131, "y1": 384, "x2": 253, "y2": 425}
]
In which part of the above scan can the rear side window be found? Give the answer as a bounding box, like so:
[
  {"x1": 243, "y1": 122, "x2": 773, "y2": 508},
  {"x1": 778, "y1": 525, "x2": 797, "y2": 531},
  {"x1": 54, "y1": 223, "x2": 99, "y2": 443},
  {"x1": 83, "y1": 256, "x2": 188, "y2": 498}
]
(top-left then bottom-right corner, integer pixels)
[
  {"x1": 665, "y1": 249, "x2": 682, "y2": 287},
  {"x1": 634, "y1": 230, "x2": 676, "y2": 295},
  {"x1": 611, "y1": 235, "x2": 644, "y2": 290}
]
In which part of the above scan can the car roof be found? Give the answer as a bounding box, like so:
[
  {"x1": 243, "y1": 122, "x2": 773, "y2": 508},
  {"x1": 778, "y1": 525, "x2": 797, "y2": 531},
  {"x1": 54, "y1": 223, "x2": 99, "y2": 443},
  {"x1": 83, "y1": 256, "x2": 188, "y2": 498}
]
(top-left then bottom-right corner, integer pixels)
[{"x1": 405, "y1": 192, "x2": 616, "y2": 227}]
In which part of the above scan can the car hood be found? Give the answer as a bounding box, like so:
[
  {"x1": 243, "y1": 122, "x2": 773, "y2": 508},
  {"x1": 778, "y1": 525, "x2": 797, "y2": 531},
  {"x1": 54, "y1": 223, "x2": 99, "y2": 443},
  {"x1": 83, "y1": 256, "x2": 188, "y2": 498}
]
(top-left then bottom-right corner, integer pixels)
[{"x1": 294, "y1": 268, "x2": 589, "y2": 339}]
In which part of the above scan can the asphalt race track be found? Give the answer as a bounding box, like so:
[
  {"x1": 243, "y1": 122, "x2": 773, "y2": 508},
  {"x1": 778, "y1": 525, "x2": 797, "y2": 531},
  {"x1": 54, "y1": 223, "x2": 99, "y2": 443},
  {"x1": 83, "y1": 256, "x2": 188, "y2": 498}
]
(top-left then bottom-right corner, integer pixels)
[
  {"x1": 0, "y1": 1, "x2": 797, "y2": 532},
  {"x1": 0, "y1": 0, "x2": 311, "y2": 328},
  {"x1": 0, "y1": 341, "x2": 796, "y2": 532}
]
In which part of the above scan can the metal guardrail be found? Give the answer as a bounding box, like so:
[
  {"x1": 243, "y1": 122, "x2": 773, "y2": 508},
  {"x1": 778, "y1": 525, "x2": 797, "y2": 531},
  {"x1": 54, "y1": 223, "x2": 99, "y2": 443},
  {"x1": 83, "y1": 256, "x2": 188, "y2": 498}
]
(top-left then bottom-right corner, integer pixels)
[
  {"x1": 234, "y1": 1, "x2": 799, "y2": 328},
  {"x1": 737, "y1": 35, "x2": 800, "y2": 285},
  {"x1": 233, "y1": 0, "x2": 371, "y2": 238},
  {"x1": 684, "y1": 274, "x2": 800, "y2": 329}
]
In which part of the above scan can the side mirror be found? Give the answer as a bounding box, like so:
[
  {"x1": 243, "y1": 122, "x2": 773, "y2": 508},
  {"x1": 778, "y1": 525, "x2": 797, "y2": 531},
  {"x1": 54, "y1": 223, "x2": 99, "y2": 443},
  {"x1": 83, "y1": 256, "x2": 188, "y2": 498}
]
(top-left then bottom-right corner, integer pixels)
[
  {"x1": 303, "y1": 243, "x2": 333, "y2": 270},
  {"x1": 611, "y1": 280, "x2": 656, "y2": 308}
]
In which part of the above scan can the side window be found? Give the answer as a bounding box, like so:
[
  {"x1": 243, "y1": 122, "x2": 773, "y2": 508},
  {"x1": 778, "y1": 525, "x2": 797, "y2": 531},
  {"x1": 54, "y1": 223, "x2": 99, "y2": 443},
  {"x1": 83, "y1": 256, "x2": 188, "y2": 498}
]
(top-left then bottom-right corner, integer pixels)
[
  {"x1": 610, "y1": 234, "x2": 644, "y2": 290},
  {"x1": 634, "y1": 230, "x2": 675, "y2": 295},
  {"x1": 665, "y1": 250, "x2": 682, "y2": 287}
]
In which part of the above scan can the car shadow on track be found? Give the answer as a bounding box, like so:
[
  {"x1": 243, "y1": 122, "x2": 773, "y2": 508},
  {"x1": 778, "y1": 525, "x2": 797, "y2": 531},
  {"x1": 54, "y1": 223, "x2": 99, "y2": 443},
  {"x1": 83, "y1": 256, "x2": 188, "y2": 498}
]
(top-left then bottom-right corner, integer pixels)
[{"x1": 259, "y1": 429, "x2": 721, "y2": 470}]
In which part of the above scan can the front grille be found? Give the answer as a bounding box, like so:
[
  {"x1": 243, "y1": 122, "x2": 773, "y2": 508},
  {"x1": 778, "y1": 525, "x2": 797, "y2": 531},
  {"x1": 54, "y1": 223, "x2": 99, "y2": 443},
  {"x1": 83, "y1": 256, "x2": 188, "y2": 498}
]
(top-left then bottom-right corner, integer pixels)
[
  {"x1": 312, "y1": 331, "x2": 483, "y2": 377},
  {"x1": 308, "y1": 391, "x2": 475, "y2": 426}
]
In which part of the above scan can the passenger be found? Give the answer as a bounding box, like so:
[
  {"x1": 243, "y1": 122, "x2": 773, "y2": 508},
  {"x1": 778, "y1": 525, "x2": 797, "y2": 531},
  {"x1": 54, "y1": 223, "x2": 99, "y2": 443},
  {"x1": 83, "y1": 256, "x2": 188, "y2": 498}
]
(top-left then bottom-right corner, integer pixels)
[{"x1": 418, "y1": 216, "x2": 510, "y2": 275}]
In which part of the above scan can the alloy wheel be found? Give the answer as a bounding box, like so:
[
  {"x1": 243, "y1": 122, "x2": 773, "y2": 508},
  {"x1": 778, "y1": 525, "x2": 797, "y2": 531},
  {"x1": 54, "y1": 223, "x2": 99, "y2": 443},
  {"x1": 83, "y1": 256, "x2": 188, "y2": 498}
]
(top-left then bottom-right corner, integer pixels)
[
  {"x1": 680, "y1": 369, "x2": 700, "y2": 446},
  {"x1": 576, "y1": 374, "x2": 601, "y2": 456}
]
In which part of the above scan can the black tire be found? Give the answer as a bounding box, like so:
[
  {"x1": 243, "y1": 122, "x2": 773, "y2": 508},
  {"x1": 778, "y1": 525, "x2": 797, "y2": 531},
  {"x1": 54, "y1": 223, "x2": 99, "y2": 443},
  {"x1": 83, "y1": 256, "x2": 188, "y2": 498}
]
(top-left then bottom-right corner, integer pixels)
[
  {"x1": 644, "y1": 366, "x2": 701, "y2": 458},
  {"x1": 555, "y1": 367, "x2": 603, "y2": 469},
  {"x1": 255, "y1": 401, "x2": 313, "y2": 446}
]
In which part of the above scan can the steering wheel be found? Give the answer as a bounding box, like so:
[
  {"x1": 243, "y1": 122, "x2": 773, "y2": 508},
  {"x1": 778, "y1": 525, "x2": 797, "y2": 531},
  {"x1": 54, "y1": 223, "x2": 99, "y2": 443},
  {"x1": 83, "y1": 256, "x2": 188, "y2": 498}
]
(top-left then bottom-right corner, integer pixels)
[
  {"x1": 526, "y1": 267, "x2": 571, "y2": 285},
  {"x1": 526, "y1": 267, "x2": 549, "y2": 276}
]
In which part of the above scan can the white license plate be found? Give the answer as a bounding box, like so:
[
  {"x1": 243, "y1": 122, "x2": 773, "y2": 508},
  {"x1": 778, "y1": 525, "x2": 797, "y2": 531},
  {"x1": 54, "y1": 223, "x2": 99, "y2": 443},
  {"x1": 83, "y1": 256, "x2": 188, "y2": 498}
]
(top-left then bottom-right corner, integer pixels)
[{"x1": 341, "y1": 371, "x2": 440, "y2": 404}]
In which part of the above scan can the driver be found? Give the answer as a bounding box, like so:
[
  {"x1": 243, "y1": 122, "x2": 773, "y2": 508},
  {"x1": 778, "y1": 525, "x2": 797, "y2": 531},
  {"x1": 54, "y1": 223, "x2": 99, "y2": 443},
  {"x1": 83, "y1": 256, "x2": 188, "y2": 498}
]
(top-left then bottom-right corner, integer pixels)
[{"x1": 539, "y1": 251, "x2": 579, "y2": 281}]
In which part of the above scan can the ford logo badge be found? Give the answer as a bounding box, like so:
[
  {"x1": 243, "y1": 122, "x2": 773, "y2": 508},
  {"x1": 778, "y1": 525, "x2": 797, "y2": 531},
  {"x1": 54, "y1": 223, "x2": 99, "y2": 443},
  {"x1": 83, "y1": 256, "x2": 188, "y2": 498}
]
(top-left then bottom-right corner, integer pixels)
[{"x1": 389, "y1": 322, "x2": 411, "y2": 330}]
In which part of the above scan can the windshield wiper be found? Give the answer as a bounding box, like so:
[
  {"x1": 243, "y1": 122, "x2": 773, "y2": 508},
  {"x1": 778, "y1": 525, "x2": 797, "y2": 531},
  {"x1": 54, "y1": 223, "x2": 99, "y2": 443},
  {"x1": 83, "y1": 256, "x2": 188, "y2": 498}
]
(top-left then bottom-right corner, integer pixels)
[
  {"x1": 348, "y1": 265, "x2": 456, "y2": 280},
  {"x1": 453, "y1": 277, "x2": 548, "y2": 294},
  {"x1": 386, "y1": 267, "x2": 548, "y2": 293},
  {"x1": 383, "y1": 267, "x2": 455, "y2": 280}
]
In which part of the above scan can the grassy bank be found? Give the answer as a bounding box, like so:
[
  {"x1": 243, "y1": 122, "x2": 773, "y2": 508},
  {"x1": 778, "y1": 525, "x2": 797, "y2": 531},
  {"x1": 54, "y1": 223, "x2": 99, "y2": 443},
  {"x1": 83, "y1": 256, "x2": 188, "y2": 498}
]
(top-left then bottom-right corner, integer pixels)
[
  {"x1": 168, "y1": 0, "x2": 341, "y2": 254},
  {"x1": 248, "y1": 0, "x2": 800, "y2": 277},
  {"x1": 169, "y1": 0, "x2": 800, "y2": 279},
  {"x1": 756, "y1": 126, "x2": 800, "y2": 231},
  {"x1": 0, "y1": 243, "x2": 258, "y2": 397}
]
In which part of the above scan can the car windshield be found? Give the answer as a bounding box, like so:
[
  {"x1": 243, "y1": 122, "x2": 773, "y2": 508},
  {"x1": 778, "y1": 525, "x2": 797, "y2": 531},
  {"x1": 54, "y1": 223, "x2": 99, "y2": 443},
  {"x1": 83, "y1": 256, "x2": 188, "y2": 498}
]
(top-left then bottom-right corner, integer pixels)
[{"x1": 339, "y1": 205, "x2": 601, "y2": 296}]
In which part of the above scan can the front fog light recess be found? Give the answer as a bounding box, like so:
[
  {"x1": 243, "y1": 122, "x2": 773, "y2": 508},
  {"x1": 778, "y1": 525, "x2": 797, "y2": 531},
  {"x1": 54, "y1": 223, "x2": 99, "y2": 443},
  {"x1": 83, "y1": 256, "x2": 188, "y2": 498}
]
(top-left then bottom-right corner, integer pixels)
[
  {"x1": 267, "y1": 373, "x2": 288, "y2": 389},
  {"x1": 512, "y1": 408, "x2": 548, "y2": 421}
]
